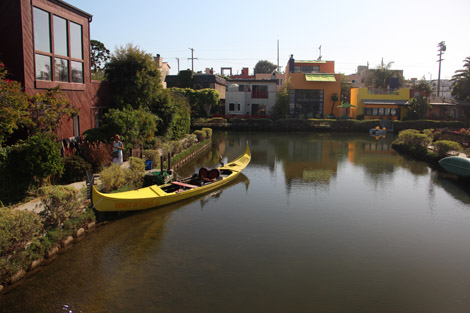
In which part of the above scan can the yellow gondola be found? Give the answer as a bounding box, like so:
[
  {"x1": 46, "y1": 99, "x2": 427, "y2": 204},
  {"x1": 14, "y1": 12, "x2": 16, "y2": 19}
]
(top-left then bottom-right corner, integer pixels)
[{"x1": 92, "y1": 143, "x2": 251, "y2": 212}]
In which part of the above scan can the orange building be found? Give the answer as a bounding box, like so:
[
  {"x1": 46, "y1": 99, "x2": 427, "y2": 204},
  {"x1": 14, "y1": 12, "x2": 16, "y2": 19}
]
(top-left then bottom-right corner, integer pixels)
[{"x1": 285, "y1": 55, "x2": 342, "y2": 117}]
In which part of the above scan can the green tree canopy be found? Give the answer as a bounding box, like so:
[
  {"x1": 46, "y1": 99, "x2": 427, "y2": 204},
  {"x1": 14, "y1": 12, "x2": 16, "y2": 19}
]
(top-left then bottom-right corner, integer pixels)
[
  {"x1": 405, "y1": 96, "x2": 430, "y2": 120},
  {"x1": 90, "y1": 40, "x2": 110, "y2": 74},
  {"x1": 451, "y1": 57, "x2": 470, "y2": 102},
  {"x1": 254, "y1": 60, "x2": 277, "y2": 74},
  {"x1": 413, "y1": 79, "x2": 432, "y2": 96},
  {"x1": 29, "y1": 87, "x2": 78, "y2": 135},
  {"x1": 0, "y1": 63, "x2": 30, "y2": 145},
  {"x1": 271, "y1": 83, "x2": 290, "y2": 119},
  {"x1": 105, "y1": 44, "x2": 162, "y2": 109},
  {"x1": 102, "y1": 107, "x2": 160, "y2": 147}
]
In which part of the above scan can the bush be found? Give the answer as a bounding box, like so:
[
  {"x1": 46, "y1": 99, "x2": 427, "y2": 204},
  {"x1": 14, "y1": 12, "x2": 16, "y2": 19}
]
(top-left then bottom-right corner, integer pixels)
[
  {"x1": 99, "y1": 163, "x2": 127, "y2": 192},
  {"x1": 82, "y1": 141, "x2": 112, "y2": 171},
  {"x1": 202, "y1": 127, "x2": 213, "y2": 138},
  {"x1": 60, "y1": 155, "x2": 90, "y2": 184},
  {"x1": 397, "y1": 129, "x2": 421, "y2": 144},
  {"x1": 194, "y1": 130, "x2": 207, "y2": 142},
  {"x1": 0, "y1": 208, "x2": 43, "y2": 257},
  {"x1": 143, "y1": 149, "x2": 161, "y2": 167},
  {"x1": 126, "y1": 157, "x2": 146, "y2": 189},
  {"x1": 434, "y1": 140, "x2": 462, "y2": 157},
  {"x1": 38, "y1": 185, "x2": 82, "y2": 229}
]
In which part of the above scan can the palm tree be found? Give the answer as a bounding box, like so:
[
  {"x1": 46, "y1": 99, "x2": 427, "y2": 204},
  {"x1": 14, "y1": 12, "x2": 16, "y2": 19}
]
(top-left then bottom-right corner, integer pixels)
[
  {"x1": 330, "y1": 93, "x2": 339, "y2": 115},
  {"x1": 451, "y1": 57, "x2": 470, "y2": 102},
  {"x1": 366, "y1": 59, "x2": 403, "y2": 90}
]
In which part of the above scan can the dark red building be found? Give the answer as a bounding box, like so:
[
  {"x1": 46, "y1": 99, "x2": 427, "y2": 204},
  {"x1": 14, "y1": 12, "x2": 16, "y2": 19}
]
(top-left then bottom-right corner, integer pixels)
[{"x1": 0, "y1": 0, "x2": 110, "y2": 140}]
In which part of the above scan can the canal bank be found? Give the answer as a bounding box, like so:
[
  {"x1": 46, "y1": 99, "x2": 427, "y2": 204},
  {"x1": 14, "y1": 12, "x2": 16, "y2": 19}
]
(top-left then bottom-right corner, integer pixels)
[
  {"x1": 193, "y1": 117, "x2": 465, "y2": 133},
  {"x1": 1, "y1": 139, "x2": 213, "y2": 293}
]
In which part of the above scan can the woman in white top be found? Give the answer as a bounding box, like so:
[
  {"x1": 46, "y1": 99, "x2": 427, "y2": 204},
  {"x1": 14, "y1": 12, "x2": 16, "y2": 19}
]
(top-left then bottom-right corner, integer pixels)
[{"x1": 113, "y1": 134, "x2": 124, "y2": 165}]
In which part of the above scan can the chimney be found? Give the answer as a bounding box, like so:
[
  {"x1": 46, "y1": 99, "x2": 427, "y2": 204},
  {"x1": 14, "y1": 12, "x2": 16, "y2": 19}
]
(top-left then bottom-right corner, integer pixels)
[{"x1": 154, "y1": 54, "x2": 162, "y2": 68}]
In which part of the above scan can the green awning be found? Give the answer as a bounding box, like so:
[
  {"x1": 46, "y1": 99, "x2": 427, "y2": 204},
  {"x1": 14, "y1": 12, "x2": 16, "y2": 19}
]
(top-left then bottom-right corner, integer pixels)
[
  {"x1": 337, "y1": 103, "x2": 356, "y2": 108},
  {"x1": 296, "y1": 60, "x2": 327, "y2": 64},
  {"x1": 305, "y1": 74, "x2": 336, "y2": 82}
]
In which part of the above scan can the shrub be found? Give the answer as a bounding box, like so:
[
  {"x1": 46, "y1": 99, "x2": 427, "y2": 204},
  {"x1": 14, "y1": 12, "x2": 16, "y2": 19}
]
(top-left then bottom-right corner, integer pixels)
[
  {"x1": 0, "y1": 208, "x2": 43, "y2": 257},
  {"x1": 169, "y1": 140, "x2": 183, "y2": 154},
  {"x1": 99, "y1": 163, "x2": 127, "y2": 192},
  {"x1": 143, "y1": 149, "x2": 161, "y2": 167},
  {"x1": 434, "y1": 140, "x2": 462, "y2": 157},
  {"x1": 38, "y1": 185, "x2": 82, "y2": 229},
  {"x1": 82, "y1": 141, "x2": 112, "y2": 171},
  {"x1": 60, "y1": 155, "x2": 90, "y2": 184},
  {"x1": 410, "y1": 133, "x2": 432, "y2": 150},
  {"x1": 194, "y1": 130, "x2": 207, "y2": 142},
  {"x1": 126, "y1": 157, "x2": 145, "y2": 189},
  {"x1": 23, "y1": 133, "x2": 64, "y2": 183},
  {"x1": 202, "y1": 127, "x2": 213, "y2": 138},
  {"x1": 397, "y1": 129, "x2": 421, "y2": 144}
]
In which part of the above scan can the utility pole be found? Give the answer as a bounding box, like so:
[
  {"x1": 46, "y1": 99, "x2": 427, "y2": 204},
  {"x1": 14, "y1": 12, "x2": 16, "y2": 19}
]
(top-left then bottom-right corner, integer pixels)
[
  {"x1": 175, "y1": 57, "x2": 180, "y2": 73},
  {"x1": 277, "y1": 40, "x2": 279, "y2": 73},
  {"x1": 188, "y1": 48, "x2": 197, "y2": 72},
  {"x1": 437, "y1": 41, "x2": 446, "y2": 97}
]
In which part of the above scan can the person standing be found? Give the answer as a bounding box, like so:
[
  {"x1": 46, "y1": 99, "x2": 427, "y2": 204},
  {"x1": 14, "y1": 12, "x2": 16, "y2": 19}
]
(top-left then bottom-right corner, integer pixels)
[{"x1": 113, "y1": 134, "x2": 124, "y2": 165}]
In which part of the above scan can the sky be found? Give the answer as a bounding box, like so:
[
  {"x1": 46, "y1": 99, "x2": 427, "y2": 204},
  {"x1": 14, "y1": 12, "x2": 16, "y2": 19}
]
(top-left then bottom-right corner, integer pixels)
[{"x1": 67, "y1": 0, "x2": 470, "y2": 80}]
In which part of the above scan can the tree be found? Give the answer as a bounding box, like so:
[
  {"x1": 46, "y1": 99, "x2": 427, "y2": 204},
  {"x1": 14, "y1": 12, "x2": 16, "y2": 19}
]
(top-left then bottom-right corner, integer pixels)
[
  {"x1": 366, "y1": 60, "x2": 403, "y2": 90},
  {"x1": 0, "y1": 63, "x2": 30, "y2": 145},
  {"x1": 330, "y1": 93, "x2": 339, "y2": 115},
  {"x1": 102, "y1": 107, "x2": 159, "y2": 147},
  {"x1": 451, "y1": 57, "x2": 470, "y2": 102},
  {"x1": 405, "y1": 96, "x2": 430, "y2": 120},
  {"x1": 254, "y1": 60, "x2": 277, "y2": 74},
  {"x1": 105, "y1": 43, "x2": 162, "y2": 109},
  {"x1": 29, "y1": 87, "x2": 79, "y2": 135},
  {"x1": 90, "y1": 40, "x2": 110, "y2": 74},
  {"x1": 271, "y1": 83, "x2": 290, "y2": 119},
  {"x1": 414, "y1": 79, "x2": 432, "y2": 96},
  {"x1": 193, "y1": 89, "x2": 219, "y2": 117}
]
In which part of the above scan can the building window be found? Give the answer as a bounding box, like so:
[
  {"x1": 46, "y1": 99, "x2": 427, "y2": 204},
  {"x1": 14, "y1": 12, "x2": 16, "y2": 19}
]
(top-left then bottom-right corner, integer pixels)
[
  {"x1": 293, "y1": 89, "x2": 324, "y2": 116},
  {"x1": 294, "y1": 66, "x2": 320, "y2": 73},
  {"x1": 364, "y1": 108, "x2": 397, "y2": 116},
  {"x1": 33, "y1": 7, "x2": 84, "y2": 84},
  {"x1": 252, "y1": 85, "x2": 268, "y2": 98},
  {"x1": 73, "y1": 115, "x2": 80, "y2": 136},
  {"x1": 237, "y1": 103, "x2": 241, "y2": 111},
  {"x1": 229, "y1": 103, "x2": 235, "y2": 111}
]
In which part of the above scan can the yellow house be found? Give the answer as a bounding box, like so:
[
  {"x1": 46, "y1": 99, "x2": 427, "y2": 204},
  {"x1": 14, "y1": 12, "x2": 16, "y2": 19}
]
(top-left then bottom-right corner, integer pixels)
[
  {"x1": 285, "y1": 55, "x2": 342, "y2": 117},
  {"x1": 350, "y1": 88, "x2": 411, "y2": 120}
]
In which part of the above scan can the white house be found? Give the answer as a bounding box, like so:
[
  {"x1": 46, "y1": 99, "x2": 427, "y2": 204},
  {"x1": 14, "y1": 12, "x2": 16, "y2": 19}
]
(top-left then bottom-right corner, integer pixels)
[{"x1": 225, "y1": 79, "x2": 277, "y2": 116}]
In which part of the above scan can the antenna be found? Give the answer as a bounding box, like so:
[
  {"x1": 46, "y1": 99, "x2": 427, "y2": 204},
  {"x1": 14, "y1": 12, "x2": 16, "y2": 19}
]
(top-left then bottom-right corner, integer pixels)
[{"x1": 317, "y1": 45, "x2": 322, "y2": 61}]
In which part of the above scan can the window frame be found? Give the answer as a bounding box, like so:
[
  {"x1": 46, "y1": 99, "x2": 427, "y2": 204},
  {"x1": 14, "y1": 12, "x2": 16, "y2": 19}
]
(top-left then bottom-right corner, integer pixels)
[{"x1": 32, "y1": 5, "x2": 86, "y2": 90}]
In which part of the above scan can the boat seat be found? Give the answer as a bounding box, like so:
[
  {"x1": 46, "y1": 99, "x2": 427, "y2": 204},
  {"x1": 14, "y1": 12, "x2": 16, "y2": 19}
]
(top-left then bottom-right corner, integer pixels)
[{"x1": 171, "y1": 181, "x2": 198, "y2": 189}]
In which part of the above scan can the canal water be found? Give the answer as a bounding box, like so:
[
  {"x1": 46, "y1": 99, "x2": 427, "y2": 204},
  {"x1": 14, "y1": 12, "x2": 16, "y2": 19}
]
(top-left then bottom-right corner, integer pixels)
[{"x1": 2, "y1": 131, "x2": 470, "y2": 313}]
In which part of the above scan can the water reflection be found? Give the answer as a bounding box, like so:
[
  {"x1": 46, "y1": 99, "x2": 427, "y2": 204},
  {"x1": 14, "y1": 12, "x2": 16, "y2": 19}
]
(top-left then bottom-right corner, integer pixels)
[{"x1": 3, "y1": 132, "x2": 470, "y2": 313}]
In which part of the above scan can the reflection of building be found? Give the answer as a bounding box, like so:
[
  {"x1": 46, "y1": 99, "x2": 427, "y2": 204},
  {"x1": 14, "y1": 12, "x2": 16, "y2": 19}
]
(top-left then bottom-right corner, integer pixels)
[
  {"x1": 0, "y1": 0, "x2": 111, "y2": 139},
  {"x1": 225, "y1": 79, "x2": 277, "y2": 116},
  {"x1": 350, "y1": 87, "x2": 410, "y2": 120},
  {"x1": 282, "y1": 140, "x2": 339, "y2": 184},
  {"x1": 285, "y1": 55, "x2": 342, "y2": 117}
]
